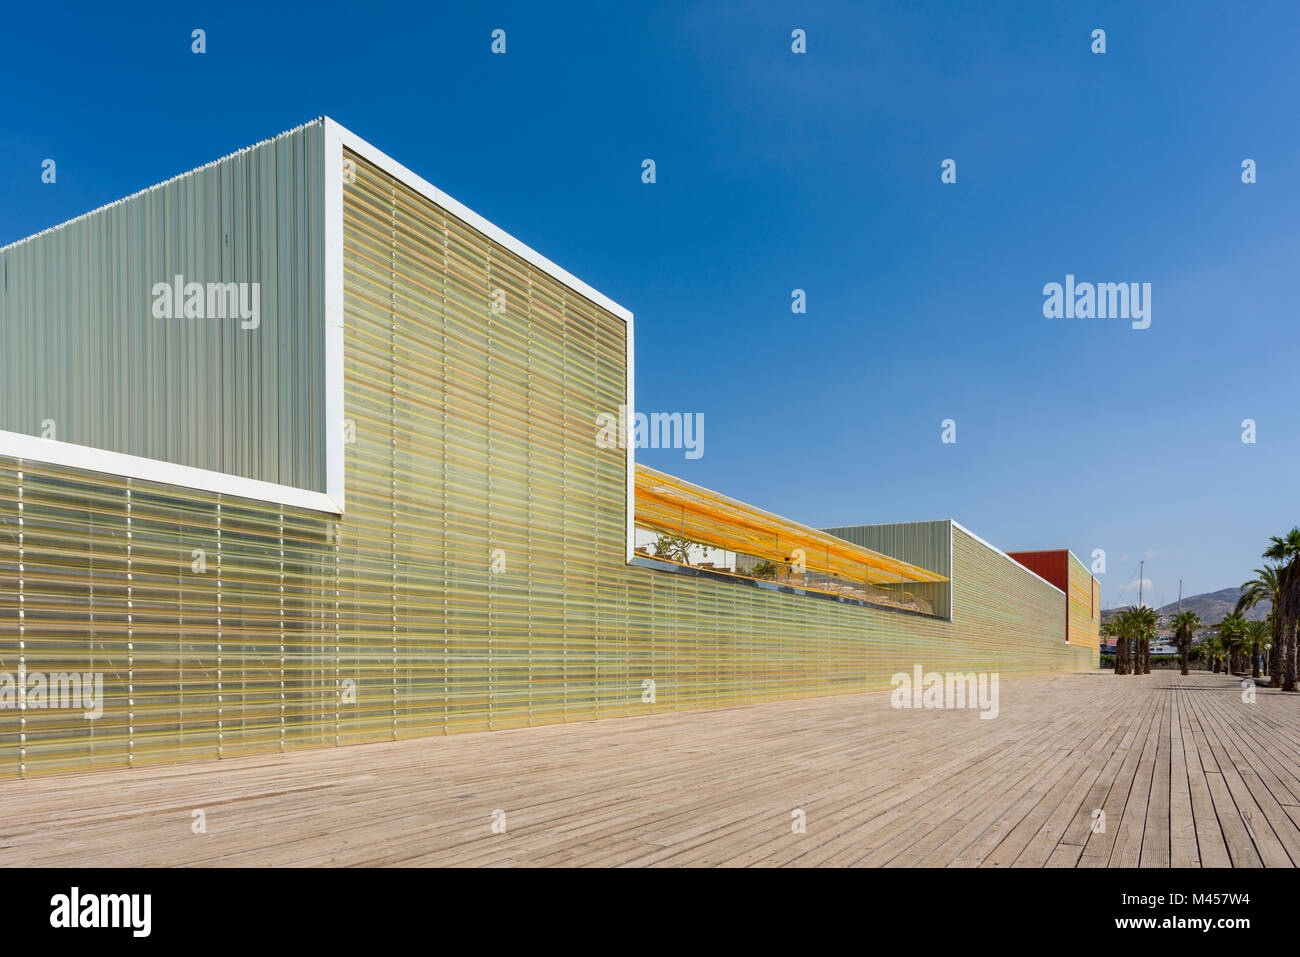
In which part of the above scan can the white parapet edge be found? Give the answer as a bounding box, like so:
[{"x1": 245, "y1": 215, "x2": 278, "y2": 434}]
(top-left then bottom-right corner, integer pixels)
[{"x1": 0, "y1": 429, "x2": 343, "y2": 514}]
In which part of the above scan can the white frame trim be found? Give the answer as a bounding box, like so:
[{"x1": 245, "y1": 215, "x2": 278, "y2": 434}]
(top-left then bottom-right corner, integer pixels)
[
  {"x1": 0, "y1": 430, "x2": 341, "y2": 513},
  {"x1": 949, "y1": 518, "x2": 955, "y2": 621},
  {"x1": 326, "y1": 121, "x2": 633, "y2": 324},
  {"x1": 322, "y1": 119, "x2": 347, "y2": 511},
  {"x1": 951, "y1": 520, "x2": 1067, "y2": 597},
  {"x1": 625, "y1": 312, "x2": 636, "y2": 563}
]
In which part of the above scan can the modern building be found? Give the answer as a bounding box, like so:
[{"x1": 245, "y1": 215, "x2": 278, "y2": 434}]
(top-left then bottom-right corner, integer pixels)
[{"x1": 0, "y1": 118, "x2": 1098, "y2": 777}]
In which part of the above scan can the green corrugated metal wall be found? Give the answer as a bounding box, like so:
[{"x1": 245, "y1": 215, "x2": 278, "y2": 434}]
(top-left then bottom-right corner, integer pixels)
[
  {"x1": 822, "y1": 520, "x2": 952, "y2": 619},
  {"x1": 0, "y1": 122, "x2": 326, "y2": 492}
]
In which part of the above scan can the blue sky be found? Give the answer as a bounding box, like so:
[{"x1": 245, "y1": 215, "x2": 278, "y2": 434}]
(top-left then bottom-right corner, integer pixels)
[{"x1": 2, "y1": 0, "x2": 1297, "y2": 607}]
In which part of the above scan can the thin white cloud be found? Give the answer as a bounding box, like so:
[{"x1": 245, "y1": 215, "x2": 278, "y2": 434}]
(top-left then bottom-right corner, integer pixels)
[{"x1": 1117, "y1": 578, "x2": 1154, "y2": 594}]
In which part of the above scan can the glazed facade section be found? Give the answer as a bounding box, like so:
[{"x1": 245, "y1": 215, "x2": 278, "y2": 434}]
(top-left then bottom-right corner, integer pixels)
[
  {"x1": 0, "y1": 456, "x2": 1093, "y2": 778},
  {"x1": 0, "y1": 464, "x2": 338, "y2": 775},
  {"x1": 0, "y1": 121, "x2": 1094, "y2": 778},
  {"x1": 1005, "y1": 548, "x2": 1102, "y2": 654},
  {"x1": 1067, "y1": 552, "x2": 1102, "y2": 652}
]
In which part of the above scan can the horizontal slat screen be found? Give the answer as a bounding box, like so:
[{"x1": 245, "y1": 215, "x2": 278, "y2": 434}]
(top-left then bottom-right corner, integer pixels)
[
  {"x1": 1067, "y1": 553, "x2": 1102, "y2": 652},
  {"x1": 0, "y1": 145, "x2": 1093, "y2": 778}
]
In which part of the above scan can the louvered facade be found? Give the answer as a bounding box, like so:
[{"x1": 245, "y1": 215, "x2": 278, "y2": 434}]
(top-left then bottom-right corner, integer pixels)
[
  {"x1": 1005, "y1": 549, "x2": 1102, "y2": 654},
  {"x1": 0, "y1": 118, "x2": 1096, "y2": 777}
]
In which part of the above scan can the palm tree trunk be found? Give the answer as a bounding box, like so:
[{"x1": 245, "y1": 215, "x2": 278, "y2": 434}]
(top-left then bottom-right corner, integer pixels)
[
  {"x1": 1284, "y1": 617, "x2": 1298, "y2": 692},
  {"x1": 1270, "y1": 629, "x2": 1283, "y2": 687},
  {"x1": 1280, "y1": 575, "x2": 1298, "y2": 691}
]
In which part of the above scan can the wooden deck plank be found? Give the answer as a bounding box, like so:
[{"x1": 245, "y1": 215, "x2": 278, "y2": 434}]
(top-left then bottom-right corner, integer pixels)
[
  {"x1": 1191, "y1": 680, "x2": 1300, "y2": 866},
  {"x1": 1068, "y1": 681, "x2": 1161, "y2": 865},
  {"x1": 1181, "y1": 678, "x2": 1234, "y2": 868},
  {"x1": 1139, "y1": 685, "x2": 1172, "y2": 867},
  {"x1": 1183, "y1": 684, "x2": 1265, "y2": 867},
  {"x1": 1014, "y1": 714, "x2": 1135, "y2": 867},
  {"x1": 0, "y1": 671, "x2": 1295, "y2": 867},
  {"x1": 1099, "y1": 682, "x2": 1165, "y2": 867},
  {"x1": 1167, "y1": 682, "x2": 1201, "y2": 867}
]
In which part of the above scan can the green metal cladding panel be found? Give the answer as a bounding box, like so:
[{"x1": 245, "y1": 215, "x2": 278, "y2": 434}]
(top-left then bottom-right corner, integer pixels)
[
  {"x1": 822, "y1": 520, "x2": 953, "y2": 619},
  {"x1": 0, "y1": 139, "x2": 1091, "y2": 778},
  {"x1": 0, "y1": 121, "x2": 326, "y2": 491}
]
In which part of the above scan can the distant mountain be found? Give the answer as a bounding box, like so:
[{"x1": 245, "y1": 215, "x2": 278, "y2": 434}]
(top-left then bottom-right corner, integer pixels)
[{"x1": 1102, "y1": 587, "x2": 1269, "y2": 636}]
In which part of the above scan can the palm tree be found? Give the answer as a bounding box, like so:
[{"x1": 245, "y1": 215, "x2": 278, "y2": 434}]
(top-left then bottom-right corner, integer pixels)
[
  {"x1": 1244, "y1": 618, "x2": 1271, "y2": 680},
  {"x1": 1211, "y1": 631, "x2": 1232, "y2": 673},
  {"x1": 1263, "y1": 528, "x2": 1300, "y2": 692},
  {"x1": 1170, "y1": 610, "x2": 1202, "y2": 676},
  {"x1": 1217, "y1": 613, "x2": 1248, "y2": 675},
  {"x1": 1130, "y1": 605, "x2": 1159, "y2": 675},
  {"x1": 1112, "y1": 605, "x2": 1156, "y2": 675},
  {"x1": 1103, "y1": 618, "x2": 1125, "y2": 674},
  {"x1": 1237, "y1": 564, "x2": 1281, "y2": 685},
  {"x1": 1204, "y1": 630, "x2": 1222, "y2": 672},
  {"x1": 1110, "y1": 610, "x2": 1134, "y2": 675}
]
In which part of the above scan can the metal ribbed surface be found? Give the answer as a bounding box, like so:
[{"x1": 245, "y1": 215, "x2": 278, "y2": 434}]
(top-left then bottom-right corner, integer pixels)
[
  {"x1": 823, "y1": 520, "x2": 952, "y2": 619},
  {"x1": 0, "y1": 122, "x2": 326, "y2": 491}
]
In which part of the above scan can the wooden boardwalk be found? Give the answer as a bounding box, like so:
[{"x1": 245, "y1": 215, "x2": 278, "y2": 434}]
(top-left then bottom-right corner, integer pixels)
[{"x1": 0, "y1": 670, "x2": 1297, "y2": 867}]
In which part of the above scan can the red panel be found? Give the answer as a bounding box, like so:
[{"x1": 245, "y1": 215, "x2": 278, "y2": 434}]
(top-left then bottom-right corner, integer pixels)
[{"x1": 1005, "y1": 549, "x2": 1069, "y2": 592}]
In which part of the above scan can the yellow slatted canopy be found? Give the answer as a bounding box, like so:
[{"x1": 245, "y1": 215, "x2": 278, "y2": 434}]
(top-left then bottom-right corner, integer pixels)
[{"x1": 635, "y1": 465, "x2": 948, "y2": 586}]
